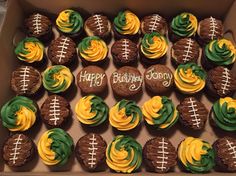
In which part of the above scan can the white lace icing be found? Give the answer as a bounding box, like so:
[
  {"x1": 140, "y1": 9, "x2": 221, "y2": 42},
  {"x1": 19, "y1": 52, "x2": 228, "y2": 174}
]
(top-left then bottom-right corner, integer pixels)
[
  {"x1": 226, "y1": 139, "x2": 236, "y2": 167},
  {"x1": 122, "y1": 39, "x2": 130, "y2": 61},
  {"x1": 221, "y1": 68, "x2": 231, "y2": 95},
  {"x1": 149, "y1": 14, "x2": 161, "y2": 32},
  {"x1": 188, "y1": 98, "x2": 200, "y2": 128},
  {"x1": 209, "y1": 17, "x2": 219, "y2": 40},
  {"x1": 183, "y1": 38, "x2": 194, "y2": 63},
  {"x1": 9, "y1": 134, "x2": 22, "y2": 164},
  {"x1": 19, "y1": 66, "x2": 30, "y2": 93},
  {"x1": 32, "y1": 13, "x2": 42, "y2": 34},
  {"x1": 57, "y1": 37, "x2": 69, "y2": 63},
  {"x1": 49, "y1": 96, "x2": 60, "y2": 125},
  {"x1": 156, "y1": 138, "x2": 169, "y2": 171},
  {"x1": 94, "y1": 14, "x2": 104, "y2": 33},
  {"x1": 88, "y1": 134, "x2": 98, "y2": 168}
]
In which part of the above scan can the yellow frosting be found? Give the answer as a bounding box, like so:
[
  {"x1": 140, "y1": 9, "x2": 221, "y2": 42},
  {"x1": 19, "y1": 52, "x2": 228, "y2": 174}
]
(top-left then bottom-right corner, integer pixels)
[
  {"x1": 211, "y1": 39, "x2": 236, "y2": 59},
  {"x1": 122, "y1": 11, "x2": 140, "y2": 35},
  {"x1": 219, "y1": 97, "x2": 236, "y2": 109},
  {"x1": 54, "y1": 67, "x2": 73, "y2": 90},
  {"x1": 56, "y1": 10, "x2": 71, "y2": 33},
  {"x1": 183, "y1": 13, "x2": 198, "y2": 35}
]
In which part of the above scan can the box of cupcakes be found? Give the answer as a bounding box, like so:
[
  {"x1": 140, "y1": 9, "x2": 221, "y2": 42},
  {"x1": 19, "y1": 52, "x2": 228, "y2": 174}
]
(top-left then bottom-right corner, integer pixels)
[{"x1": 0, "y1": 0, "x2": 236, "y2": 175}]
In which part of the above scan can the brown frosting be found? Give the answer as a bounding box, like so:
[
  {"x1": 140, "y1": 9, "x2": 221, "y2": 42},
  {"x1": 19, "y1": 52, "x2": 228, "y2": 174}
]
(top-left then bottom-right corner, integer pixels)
[
  {"x1": 75, "y1": 133, "x2": 107, "y2": 171},
  {"x1": 177, "y1": 97, "x2": 208, "y2": 130},
  {"x1": 40, "y1": 95, "x2": 70, "y2": 127},
  {"x1": 141, "y1": 14, "x2": 167, "y2": 35},
  {"x1": 11, "y1": 66, "x2": 41, "y2": 96},
  {"x1": 208, "y1": 66, "x2": 236, "y2": 97},
  {"x1": 48, "y1": 36, "x2": 76, "y2": 65},
  {"x1": 143, "y1": 137, "x2": 177, "y2": 173},
  {"x1": 171, "y1": 38, "x2": 200, "y2": 64},
  {"x1": 3, "y1": 134, "x2": 35, "y2": 167}
]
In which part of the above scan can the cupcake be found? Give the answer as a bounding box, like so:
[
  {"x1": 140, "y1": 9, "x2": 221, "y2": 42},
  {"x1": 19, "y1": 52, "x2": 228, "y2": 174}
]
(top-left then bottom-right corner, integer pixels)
[
  {"x1": 37, "y1": 128, "x2": 73, "y2": 166},
  {"x1": 177, "y1": 97, "x2": 208, "y2": 130},
  {"x1": 42, "y1": 65, "x2": 73, "y2": 93},
  {"x1": 84, "y1": 14, "x2": 111, "y2": 41},
  {"x1": 140, "y1": 14, "x2": 168, "y2": 35},
  {"x1": 213, "y1": 136, "x2": 236, "y2": 172},
  {"x1": 178, "y1": 137, "x2": 215, "y2": 173},
  {"x1": 111, "y1": 38, "x2": 138, "y2": 66},
  {"x1": 47, "y1": 36, "x2": 76, "y2": 65},
  {"x1": 0, "y1": 96, "x2": 37, "y2": 132},
  {"x1": 143, "y1": 137, "x2": 177, "y2": 173},
  {"x1": 24, "y1": 13, "x2": 53, "y2": 43},
  {"x1": 40, "y1": 95, "x2": 71, "y2": 127},
  {"x1": 56, "y1": 9, "x2": 83, "y2": 38},
  {"x1": 109, "y1": 99, "x2": 142, "y2": 131},
  {"x1": 142, "y1": 96, "x2": 178, "y2": 129},
  {"x1": 11, "y1": 66, "x2": 42, "y2": 96},
  {"x1": 106, "y1": 135, "x2": 142, "y2": 173},
  {"x1": 75, "y1": 95, "x2": 108, "y2": 127},
  {"x1": 197, "y1": 17, "x2": 224, "y2": 45},
  {"x1": 140, "y1": 32, "x2": 168, "y2": 65},
  {"x1": 14, "y1": 37, "x2": 44, "y2": 64},
  {"x1": 2, "y1": 134, "x2": 35, "y2": 167},
  {"x1": 170, "y1": 12, "x2": 198, "y2": 42},
  {"x1": 75, "y1": 133, "x2": 107, "y2": 171},
  {"x1": 210, "y1": 97, "x2": 236, "y2": 131},
  {"x1": 174, "y1": 63, "x2": 206, "y2": 94},
  {"x1": 78, "y1": 36, "x2": 108, "y2": 65},
  {"x1": 171, "y1": 38, "x2": 201, "y2": 66},
  {"x1": 207, "y1": 66, "x2": 236, "y2": 97},
  {"x1": 113, "y1": 10, "x2": 140, "y2": 41}
]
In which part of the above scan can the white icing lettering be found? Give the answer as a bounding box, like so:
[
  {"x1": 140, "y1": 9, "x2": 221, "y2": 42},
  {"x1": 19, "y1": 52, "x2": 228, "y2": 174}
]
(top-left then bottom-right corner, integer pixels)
[{"x1": 145, "y1": 68, "x2": 172, "y2": 87}]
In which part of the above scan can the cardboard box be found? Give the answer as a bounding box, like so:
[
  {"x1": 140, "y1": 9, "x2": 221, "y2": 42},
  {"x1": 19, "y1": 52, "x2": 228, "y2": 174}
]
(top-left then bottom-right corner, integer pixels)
[{"x1": 0, "y1": 0, "x2": 236, "y2": 175}]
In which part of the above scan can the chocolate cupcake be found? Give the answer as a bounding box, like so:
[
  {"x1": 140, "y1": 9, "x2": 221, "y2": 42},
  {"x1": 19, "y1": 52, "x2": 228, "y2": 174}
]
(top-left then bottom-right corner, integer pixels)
[
  {"x1": 40, "y1": 95, "x2": 70, "y2": 127},
  {"x1": 141, "y1": 14, "x2": 168, "y2": 36},
  {"x1": 144, "y1": 64, "x2": 174, "y2": 94},
  {"x1": 171, "y1": 38, "x2": 201, "y2": 66},
  {"x1": 213, "y1": 136, "x2": 236, "y2": 172},
  {"x1": 75, "y1": 133, "x2": 107, "y2": 171},
  {"x1": 110, "y1": 66, "x2": 143, "y2": 97},
  {"x1": 84, "y1": 14, "x2": 111, "y2": 41},
  {"x1": 111, "y1": 38, "x2": 138, "y2": 66},
  {"x1": 177, "y1": 97, "x2": 208, "y2": 130},
  {"x1": 143, "y1": 137, "x2": 177, "y2": 173},
  {"x1": 11, "y1": 66, "x2": 42, "y2": 96},
  {"x1": 47, "y1": 36, "x2": 76, "y2": 65},
  {"x1": 2, "y1": 134, "x2": 35, "y2": 167},
  {"x1": 197, "y1": 17, "x2": 224, "y2": 45},
  {"x1": 24, "y1": 13, "x2": 53, "y2": 43},
  {"x1": 77, "y1": 65, "x2": 107, "y2": 94},
  {"x1": 207, "y1": 66, "x2": 236, "y2": 97}
]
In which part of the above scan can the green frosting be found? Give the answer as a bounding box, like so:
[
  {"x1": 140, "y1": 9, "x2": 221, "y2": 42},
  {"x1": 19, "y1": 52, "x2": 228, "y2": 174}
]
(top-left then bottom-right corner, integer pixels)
[
  {"x1": 114, "y1": 11, "x2": 127, "y2": 34},
  {"x1": 48, "y1": 128, "x2": 73, "y2": 165},
  {"x1": 205, "y1": 39, "x2": 236, "y2": 66},
  {"x1": 177, "y1": 63, "x2": 207, "y2": 80},
  {"x1": 78, "y1": 36, "x2": 100, "y2": 52},
  {"x1": 0, "y1": 96, "x2": 37, "y2": 129}
]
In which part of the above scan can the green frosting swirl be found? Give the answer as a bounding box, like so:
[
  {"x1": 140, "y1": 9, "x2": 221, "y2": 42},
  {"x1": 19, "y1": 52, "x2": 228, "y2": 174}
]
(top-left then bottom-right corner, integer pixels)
[
  {"x1": 177, "y1": 63, "x2": 207, "y2": 80},
  {"x1": 49, "y1": 128, "x2": 73, "y2": 165},
  {"x1": 78, "y1": 36, "x2": 100, "y2": 51},
  {"x1": 205, "y1": 39, "x2": 236, "y2": 66}
]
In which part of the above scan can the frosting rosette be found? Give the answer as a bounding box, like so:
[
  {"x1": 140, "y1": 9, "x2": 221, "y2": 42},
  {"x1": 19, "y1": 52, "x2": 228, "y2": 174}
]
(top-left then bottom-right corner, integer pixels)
[
  {"x1": 140, "y1": 32, "x2": 168, "y2": 59},
  {"x1": 113, "y1": 10, "x2": 140, "y2": 35},
  {"x1": 106, "y1": 135, "x2": 142, "y2": 173},
  {"x1": 109, "y1": 99, "x2": 142, "y2": 131},
  {"x1": 142, "y1": 96, "x2": 178, "y2": 129},
  {"x1": 205, "y1": 39, "x2": 236, "y2": 66},
  {"x1": 38, "y1": 128, "x2": 73, "y2": 166},
  {"x1": 42, "y1": 65, "x2": 73, "y2": 93},
  {"x1": 75, "y1": 95, "x2": 108, "y2": 126},
  {"x1": 56, "y1": 9, "x2": 83, "y2": 34},
  {"x1": 0, "y1": 96, "x2": 37, "y2": 131},
  {"x1": 211, "y1": 97, "x2": 236, "y2": 131},
  {"x1": 174, "y1": 63, "x2": 206, "y2": 94},
  {"x1": 178, "y1": 137, "x2": 215, "y2": 173},
  {"x1": 78, "y1": 36, "x2": 108, "y2": 62},
  {"x1": 15, "y1": 37, "x2": 44, "y2": 63},
  {"x1": 171, "y1": 12, "x2": 198, "y2": 37}
]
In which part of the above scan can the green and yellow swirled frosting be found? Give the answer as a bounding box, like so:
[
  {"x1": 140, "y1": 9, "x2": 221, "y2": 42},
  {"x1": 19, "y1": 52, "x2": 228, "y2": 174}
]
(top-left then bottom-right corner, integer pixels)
[
  {"x1": 0, "y1": 96, "x2": 37, "y2": 131},
  {"x1": 212, "y1": 97, "x2": 236, "y2": 131},
  {"x1": 109, "y1": 99, "x2": 142, "y2": 131},
  {"x1": 56, "y1": 9, "x2": 83, "y2": 34},
  {"x1": 75, "y1": 95, "x2": 108, "y2": 126},
  {"x1": 140, "y1": 32, "x2": 168, "y2": 59},
  {"x1": 42, "y1": 65, "x2": 73, "y2": 93},
  {"x1": 178, "y1": 137, "x2": 215, "y2": 173},
  {"x1": 205, "y1": 39, "x2": 236, "y2": 66},
  {"x1": 15, "y1": 37, "x2": 44, "y2": 63},
  {"x1": 114, "y1": 10, "x2": 140, "y2": 35},
  {"x1": 174, "y1": 63, "x2": 206, "y2": 94},
  {"x1": 106, "y1": 135, "x2": 142, "y2": 173},
  {"x1": 38, "y1": 128, "x2": 73, "y2": 166},
  {"x1": 171, "y1": 12, "x2": 198, "y2": 37},
  {"x1": 78, "y1": 36, "x2": 108, "y2": 62},
  {"x1": 142, "y1": 96, "x2": 178, "y2": 129}
]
